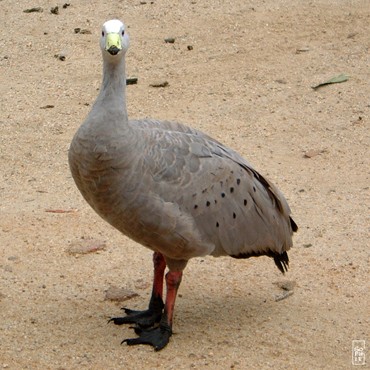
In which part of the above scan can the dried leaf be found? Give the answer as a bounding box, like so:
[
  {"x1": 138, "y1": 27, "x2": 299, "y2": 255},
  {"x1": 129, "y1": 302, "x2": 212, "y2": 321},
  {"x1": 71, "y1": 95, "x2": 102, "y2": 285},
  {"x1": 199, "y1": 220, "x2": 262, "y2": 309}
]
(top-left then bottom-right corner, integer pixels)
[
  {"x1": 67, "y1": 238, "x2": 106, "y2": 255},
  {"x1": 296, "y1": 47, "x2": 310, "y2": 54},
  {"x1": 134, "y1": 278, "x2": 150, "y2": 290},
  {"x1": 45, "y1": 208, "x2": 78, "y2": 213},
  {"x1": 275, "y1": 291, "x2": 294, "y2": 302},
  {"x1": 23, "y1": 7, "x2": 43, "y2": 13},
  {"x1": 150, "y1": 81, "x2": 169, "y2": 88},
  {"x1": 312, "y1": 74, "x2": 349, "y2": 90}
]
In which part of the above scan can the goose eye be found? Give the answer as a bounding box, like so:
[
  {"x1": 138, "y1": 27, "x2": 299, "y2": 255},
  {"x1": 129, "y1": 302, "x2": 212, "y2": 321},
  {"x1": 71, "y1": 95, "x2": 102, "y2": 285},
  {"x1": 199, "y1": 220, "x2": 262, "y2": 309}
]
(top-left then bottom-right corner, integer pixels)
[
  {"x1": 102, "y1": 31, "x2": 105, "y2": 37},
  {"x1": 121, "y1": 30, "x2": 125, "y2": 36}
]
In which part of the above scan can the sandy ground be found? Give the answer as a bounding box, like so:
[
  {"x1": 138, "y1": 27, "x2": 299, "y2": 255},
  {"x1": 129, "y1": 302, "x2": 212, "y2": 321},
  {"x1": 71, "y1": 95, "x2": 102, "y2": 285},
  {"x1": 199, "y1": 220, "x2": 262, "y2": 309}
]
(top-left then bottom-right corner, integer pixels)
[{"x1": 1, "y1": 0, "x2": 369, "y2": 369}]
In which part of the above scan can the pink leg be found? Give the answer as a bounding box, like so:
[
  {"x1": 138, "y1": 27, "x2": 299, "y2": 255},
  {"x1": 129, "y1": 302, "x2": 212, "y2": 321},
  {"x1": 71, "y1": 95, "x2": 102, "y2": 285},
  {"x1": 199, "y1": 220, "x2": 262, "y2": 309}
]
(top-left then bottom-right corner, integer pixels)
[
  {"x1": 112, "y1": 253, "x2": 184, "y2": 350},
  {"x1": 110, "y1": 252, "x2": 166, "y2": 327},
  {"x1": 161, "y1": 270, "x2": 183, "y2": 328},
  {"x1": 123, "y1": 269, "x2": 184, "y2": 351},
  {"x1": 150, "y1": 252, "x2": 166, "y2": 302}
]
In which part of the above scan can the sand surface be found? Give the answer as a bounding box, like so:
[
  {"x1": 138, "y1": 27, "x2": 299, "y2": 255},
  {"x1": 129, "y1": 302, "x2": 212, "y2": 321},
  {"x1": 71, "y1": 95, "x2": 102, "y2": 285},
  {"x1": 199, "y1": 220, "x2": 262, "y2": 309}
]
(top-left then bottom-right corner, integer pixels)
[{"x1": 1, "y1": 0, "x2": 369, "y2": 369}]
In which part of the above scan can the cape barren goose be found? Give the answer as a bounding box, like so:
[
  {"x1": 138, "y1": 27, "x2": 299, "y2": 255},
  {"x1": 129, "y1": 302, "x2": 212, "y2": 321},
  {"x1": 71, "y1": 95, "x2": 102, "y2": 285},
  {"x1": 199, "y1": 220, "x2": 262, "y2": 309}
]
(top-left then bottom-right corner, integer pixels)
[{"x1": 68, "y1": 19, "x2": 298, "y2": 351}]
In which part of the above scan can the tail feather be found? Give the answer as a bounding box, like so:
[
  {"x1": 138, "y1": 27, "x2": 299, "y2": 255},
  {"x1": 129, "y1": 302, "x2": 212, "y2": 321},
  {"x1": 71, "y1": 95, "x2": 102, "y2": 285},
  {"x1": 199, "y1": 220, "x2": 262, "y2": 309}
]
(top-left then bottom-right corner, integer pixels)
[
  {"x1": 273, "y1": 251, "x2": 289, "y2": 274},
  {"x1": 231, "y1": 250, "x2": 289, "y2": 274}
]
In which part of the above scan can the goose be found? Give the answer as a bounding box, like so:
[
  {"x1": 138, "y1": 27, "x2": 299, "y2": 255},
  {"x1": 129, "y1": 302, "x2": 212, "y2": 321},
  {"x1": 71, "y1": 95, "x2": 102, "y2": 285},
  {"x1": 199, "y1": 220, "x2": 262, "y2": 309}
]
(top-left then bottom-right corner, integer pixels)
[{"x1": 68, "y1": 19, "x2": 298, "y2": 351}]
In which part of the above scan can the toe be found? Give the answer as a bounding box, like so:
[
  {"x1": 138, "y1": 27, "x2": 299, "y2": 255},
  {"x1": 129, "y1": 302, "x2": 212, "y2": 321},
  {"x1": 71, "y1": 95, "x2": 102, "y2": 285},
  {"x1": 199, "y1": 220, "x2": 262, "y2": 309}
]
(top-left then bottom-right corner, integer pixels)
[{"x1": 121, "y1": 326, "x2": 171, "y2": 350}]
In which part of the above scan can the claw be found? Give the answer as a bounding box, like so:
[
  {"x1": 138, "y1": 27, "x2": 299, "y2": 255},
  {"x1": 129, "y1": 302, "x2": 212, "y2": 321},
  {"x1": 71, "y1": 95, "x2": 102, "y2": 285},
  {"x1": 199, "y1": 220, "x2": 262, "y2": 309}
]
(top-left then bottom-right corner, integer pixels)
[
  {"x1": 109, "y1": 295, "x2": 164, "y2": 327},
  {"x1": 108, "y1": 316, "x2": 128, "y2": 325}
]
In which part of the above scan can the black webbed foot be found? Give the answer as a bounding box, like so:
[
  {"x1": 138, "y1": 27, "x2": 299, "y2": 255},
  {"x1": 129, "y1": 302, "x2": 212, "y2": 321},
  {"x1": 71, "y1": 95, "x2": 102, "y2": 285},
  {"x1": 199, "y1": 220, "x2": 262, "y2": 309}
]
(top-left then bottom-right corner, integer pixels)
[
  {"x1": 122, "y1": 323, "x2": 172, "y2": 351},
  {"x1": 108, "y1": 294, "x2": 164, "y2": 328},
  {"x1": 109, "y1": 266, "x2": 181, "y2": 351}
]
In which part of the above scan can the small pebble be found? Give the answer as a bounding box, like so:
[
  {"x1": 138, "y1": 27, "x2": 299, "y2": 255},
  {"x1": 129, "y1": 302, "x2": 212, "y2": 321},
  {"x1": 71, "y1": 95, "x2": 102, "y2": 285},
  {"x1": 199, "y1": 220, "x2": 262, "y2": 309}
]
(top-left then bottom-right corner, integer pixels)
[
  {"x1": 50, "y1": 6, "x2": 59, "y2": 14},
  {"x1": 126, "y1": 77, "x2": 138, "y2": 85},
  {"x1": 274, "y1": 280, "x2": 296, "y2": 291},
  {"x1": 54, "y1": 53, "x2": 66, "y2": 61},
  {"x1": 80, "y1": 29, "x2": 91, "y2": 34},
  {"x1": 105, "y1": 286, "x2": 138, "y2": 302},
  {"x1": 164, "y1": 37, "x2": 175, "y2": 44},
  {"x1": 187, "y1": 45, "x2": 193, "y2": 50},
  {"x1": 303, "y1": 149, "x2": 320, "y2": 158},
  {"x1": 74, "y1": 28, "x2": 91, "y2": 34},
  {"x1": 8, "y1": 256, "x2": 19, "y2": 261}
]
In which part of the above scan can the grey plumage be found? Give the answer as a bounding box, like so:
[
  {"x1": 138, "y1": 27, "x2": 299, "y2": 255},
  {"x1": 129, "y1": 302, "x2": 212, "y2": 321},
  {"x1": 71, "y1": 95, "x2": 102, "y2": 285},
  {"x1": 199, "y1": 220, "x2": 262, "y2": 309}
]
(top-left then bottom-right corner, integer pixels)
[
  {"x1": 70, "y1": 112, "x2": 296, "y2": 270},
  {"x1": 68, "y1": 19, "x2": 297, "y2": 350}
]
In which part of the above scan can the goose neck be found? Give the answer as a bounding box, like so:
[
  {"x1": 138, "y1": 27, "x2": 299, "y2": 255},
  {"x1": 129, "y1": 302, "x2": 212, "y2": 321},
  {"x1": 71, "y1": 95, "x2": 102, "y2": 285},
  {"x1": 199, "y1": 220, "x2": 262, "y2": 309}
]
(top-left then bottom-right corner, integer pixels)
[{"x1": 94, "y1": 55, "x2": 126, "y2": 109}]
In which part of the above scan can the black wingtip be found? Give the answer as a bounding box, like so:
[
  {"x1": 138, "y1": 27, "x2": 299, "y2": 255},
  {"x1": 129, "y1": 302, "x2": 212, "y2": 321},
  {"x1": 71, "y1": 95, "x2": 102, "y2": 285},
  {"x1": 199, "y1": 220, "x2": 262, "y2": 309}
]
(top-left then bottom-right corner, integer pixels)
[
  {"x1": 290, "y1": 217, "x2": 298, "y2": 232},
  {"x1": 274, "y1": 251, "x2": 289, "y2": 274},
  {"x1": 231, "y1": 250, "x2": 290, "y2": 274}
]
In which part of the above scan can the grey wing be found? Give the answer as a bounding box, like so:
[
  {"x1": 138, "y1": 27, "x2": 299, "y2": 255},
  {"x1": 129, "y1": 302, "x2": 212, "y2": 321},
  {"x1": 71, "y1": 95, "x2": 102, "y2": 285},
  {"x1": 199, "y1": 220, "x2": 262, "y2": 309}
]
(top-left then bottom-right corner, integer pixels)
[{"x1": 132, "y1": 120, "x2": 296, "y2": 262}]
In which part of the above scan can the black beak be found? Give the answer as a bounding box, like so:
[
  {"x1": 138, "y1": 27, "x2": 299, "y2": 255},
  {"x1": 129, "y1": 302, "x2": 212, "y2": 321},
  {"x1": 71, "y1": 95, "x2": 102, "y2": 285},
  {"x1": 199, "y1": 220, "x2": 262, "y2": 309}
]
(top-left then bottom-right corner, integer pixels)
[{"x1": 107, "y1": 46, "x2": 121, "y2": 55}]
